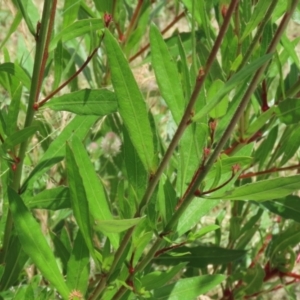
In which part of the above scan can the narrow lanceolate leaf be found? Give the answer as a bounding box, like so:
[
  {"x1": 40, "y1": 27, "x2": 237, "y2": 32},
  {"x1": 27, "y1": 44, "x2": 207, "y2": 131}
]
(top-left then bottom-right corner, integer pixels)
[
  {"x1": 192, "y1": 54, "x2": 273, "y2": 122},
  {"x1": 21, "y1": 115, "x2": 98, "y2": 193},
  {"x1": 177, "y1": 198, "x2": 219, "y2": 236},
  {"x1": 7, "y1": 188, "x2": 70, "y2": 300},
  {"x1": 275, "y1": 98, "x2": 300, "y2": 124},
  {"x1": 23, "y1": 187, "x2": 70, "y2": 210},
  {"x1": 94, "y1": 216, "x2": 145, "y2": 234},
  {"x1": 141, "y1": 263, "x2": 187, "y2": 290},
  {"x1": 154, "y1": 246, "x2": 246, "y2": 268},
  {"x1": 49, "y1": 18, "x2": 104, "y2": 50},
  {"x1": 0, "y1": 62, "x2": 31, "y2": 90},
  {"x1": 70, "y1": 136, "x2": 118, "y2": 248},
  {"x1": 262, "y1": 195, "x2": 300, "y2": 223},
  {"x1": 150, "y1": 24, "x2": 185, "y2": 125},
  {"x1": 209, "y1": 175, "x2": 300, "y2": 201},
  {"x1": 267, "y1": 222, "x2": 300, "y2": 259},
  {"x1": 6, "y1": 84, "x2": 22, "y2": 136},
  {"x1": 0, "y1": 236, "x2": 28, "y2": 291},
  {"x1": 105, "y1": 30, "x2": 155, "y2": 172},
  {"x1": 241, "y1": 0, "x2": 272, "y2": 41},
  {"x1": 66, "y1": 231, "x2": 89, "y2": 296},
  {"x1": 2, "y1": 125, "x2": 38, "y2": 150},
  {"x1": 15, "y1": 0, "x2": 39, "y2": 37},
  {"x1": 66, "y1": 143, "x2": 97, "y2": 262},
  {"x1": 44, "y1": 89, "x2": 118, "y2": 116},
  {"x1": 153, "y1": 275, "x2": 225, "y2": 300}
]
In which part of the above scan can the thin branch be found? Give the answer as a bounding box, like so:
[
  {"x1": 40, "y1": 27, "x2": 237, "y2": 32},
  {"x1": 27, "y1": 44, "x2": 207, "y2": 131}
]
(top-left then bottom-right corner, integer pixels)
[
  {"x1": 36, "y1": 42, "x2": 101, "y2": 108},
  {"x1": 123, "y1": 0, "x2": 143, "y2": 43},
  {"x1": 239, "y1": 163, "x2": 300, "y2": 179}
]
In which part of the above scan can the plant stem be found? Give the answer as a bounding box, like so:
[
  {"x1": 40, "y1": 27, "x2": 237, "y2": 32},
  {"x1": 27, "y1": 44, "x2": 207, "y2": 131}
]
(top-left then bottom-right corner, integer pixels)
[
  {"x1": 239, "y1": 163, "x2": 300, "y2": 179},
  {"x1": 123, "y1": 0, "x2": 143, "y2": 43},
  {"x1": 1, "y1": 0, "x2": 55, "y2": 264}
]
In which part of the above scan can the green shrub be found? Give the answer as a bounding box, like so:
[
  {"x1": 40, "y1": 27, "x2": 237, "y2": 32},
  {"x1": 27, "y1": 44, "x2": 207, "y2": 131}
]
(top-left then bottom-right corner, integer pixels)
[{"x1": 1, "y1": 1, "x2": 300, "y2": 299}]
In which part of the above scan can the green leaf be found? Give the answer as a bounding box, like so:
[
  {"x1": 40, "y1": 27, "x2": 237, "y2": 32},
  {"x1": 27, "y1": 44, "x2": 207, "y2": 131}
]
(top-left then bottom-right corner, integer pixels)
[
  {"x1": 66, "y1": 231, "x2": 89, "y2": 296},
  {"x1": 0, "y1": 12, "x2": 22, "y2": 50},
  {"x1": 62, "y1": 0, "x2": 81, "y2": 28},
  {"x1": 211, "y1": 175, "x2": 300, "y2": 201},
  {"x1": 6, "y1": 84, "x2": 22, "y2": 136},
  {"x1": 262, "y1": 195, "x2": 300, "y2": 223},
  {"x1": 2, "y1": 125, "x2": 38, "y2": 150},
  {"x1": 181, "y1": 0, "x2": 204, "y2": 28},
  {"x1": 94, "y1": 216, "x2": 145, "y2": 234},
  {"x1": 53, "y1": 40, "x2": 63, "y2": 90},
  {"x1": 44, "y1": 89, "x2": 118, "y2": 116},
  {"x1": 241, "y1": 0, "x2": 272, "y2": 41},
  {"x1": 177, "y1": 198, "x2": 219, "y2": 236},
  {"x1": 7, "y1": 188, "x2": 70, "y2": 299},
  {"x1": 105, "y1": 30, "x2": 155, "y2": 172},
  {"x1": 66, "y1": 142, "x2": 97, "y2": 262},
  {"x1": 123, "y1": 126, "x2": 148, "y2": 202},
  {"x1": 150, "y1": 24, "x2": 185, "y2": 125},
  {"x1": 69, "y1": 135, "x2": 118, "y2": 248},
  {"x1": 160, "y1": 177, "x2": 177, "y2": 225},
  {"x1": 93, "y1": 0, "x2": 113, "y2": 13},
  {"x1": 255, "y1": 125, "x2": 278, "y2": 168},
  {"x1": 50, "y1": 232, "x2": 70, "y2": 273},
  {"x1": 177, "y1": 124, "x2": 207, "y2": 195},
  {"x1": 0, "y1": 236, "x2": 28, "y2": 290},
  {"x1": 192, "y1": 54, "x2": 273, "y2": 121},
  {"x1": 207, "y1": 80, "x2": 229, "y2": 118},
  {"x1": 281, "y1": 35, "x2": 300, "y2": 68},
  {"x1": 154, "y1": 246, "x2": 246, "y2": 268},
  {"x1": 245, "y1": 107, "x2": 276, "y2": 138},
  {"x1": 267, "y1": 222, "x2": 300, "y2": 259},
  {"x1": 15, "y1": 0, "x2": 39, "y2": 37},
  {"x1": 188, "y1": 224, "x2": 220, "y2": 242},
  {"x1": 177, "y1": 35, "x2": 191, "y2": 100},
  {"x1": 280, "y1": 125, "x2": 300, "y2": 165},
  {"x1": 50, "y1": 18, "x2": 104, "y2": 50},
  {"x1": 21, "y1": 115, "x2": 98, "y2": 192},
  {"x1": 234, "y1": 265, "x2": 264, "y2": 297},
  {"x1": 276, "y1": 98, "x2": 300, "y2": 124},
  {"x1": 0, "y1": 62, "x2": 31, "y2": 90},
  {"x1": 152, "y1": 275, "x2": 225, "y2": 300},
  {"x1": 24, "y1": 187, "x2": 71, "y2": 210},
  {"x1": 141, "y1": 263, "x2": 187, "y2": 290}
]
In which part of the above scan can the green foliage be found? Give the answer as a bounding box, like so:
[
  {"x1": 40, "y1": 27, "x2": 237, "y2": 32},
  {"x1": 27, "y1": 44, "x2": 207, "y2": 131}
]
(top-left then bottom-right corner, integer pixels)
[{"x1": 1, "y1": 1, "x2": 300, "y2": 299}]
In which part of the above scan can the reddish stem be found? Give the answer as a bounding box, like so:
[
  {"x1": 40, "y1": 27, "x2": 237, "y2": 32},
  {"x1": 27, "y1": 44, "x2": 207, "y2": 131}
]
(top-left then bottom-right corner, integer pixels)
[
  {"x1": 239, "y1": 163, "x2": 300, "y2": 179},
  {"x1": 123, "y1": 0, "x2": 143, "y2": 43},
  {"x1": 0, "y1": 133, "x2": 4, "y2": 143},
  {"x1": 261, "y1": 80, "x2": 269, "y2": 112},
  {"x1": 223, "y1": 131, "x2": 262, "y2": 155},
  {"x1": 37, "y1": 41, "x2": 102, "y2": 108},
  {"x1": 154, "y1": 242, "x2": 186, "y2": 257},
  {"x1": 249, "y1": 234, "x2": 272, "y2": 268},
  {"x1": 195, "y1": 165, "x2": 237, "y2": 197}
]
